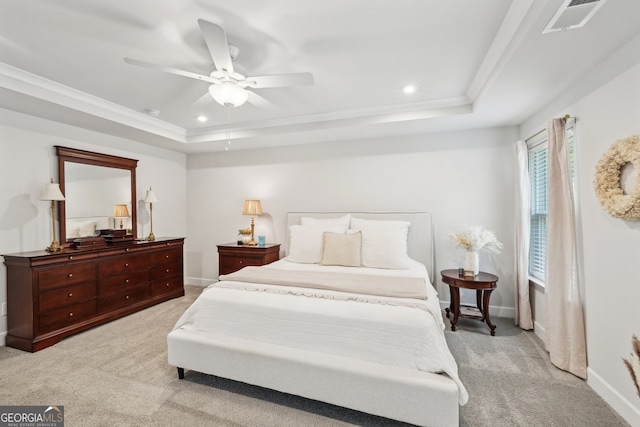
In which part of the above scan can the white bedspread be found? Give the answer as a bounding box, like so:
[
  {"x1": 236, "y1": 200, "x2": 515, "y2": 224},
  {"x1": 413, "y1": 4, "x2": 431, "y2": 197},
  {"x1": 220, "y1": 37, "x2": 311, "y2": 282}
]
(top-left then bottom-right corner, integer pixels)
[{"x1": 174, "y1": 258, "x2": 468, "y2": 404}]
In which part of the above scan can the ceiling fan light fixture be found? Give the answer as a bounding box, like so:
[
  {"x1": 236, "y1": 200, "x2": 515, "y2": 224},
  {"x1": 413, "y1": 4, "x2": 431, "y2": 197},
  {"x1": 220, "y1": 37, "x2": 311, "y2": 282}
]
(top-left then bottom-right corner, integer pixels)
[{"x1": 209, "y1": 82, "x2": 249, "y2": 107}]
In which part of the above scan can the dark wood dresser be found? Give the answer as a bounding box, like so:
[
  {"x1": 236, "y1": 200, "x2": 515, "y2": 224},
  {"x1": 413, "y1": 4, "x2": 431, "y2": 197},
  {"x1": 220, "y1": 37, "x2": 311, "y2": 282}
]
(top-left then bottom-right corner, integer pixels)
[
  {"x1": 217, "y1": 243, "x2": 280, "y2": 276},
  {"x1": 3, "y1": 237, "x2": 185, "y2": 352}
]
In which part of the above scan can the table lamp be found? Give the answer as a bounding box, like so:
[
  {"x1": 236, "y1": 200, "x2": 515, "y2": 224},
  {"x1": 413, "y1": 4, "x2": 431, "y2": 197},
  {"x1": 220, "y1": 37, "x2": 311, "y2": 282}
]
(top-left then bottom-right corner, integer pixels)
[
  {"x1": 113, "y1": 204, "x2": 130, "y2": 229},
  {"x1": 242, "y1": 200, "x2": 262, "y2": 246},
  {"x1": 40, "y1": 180, "x2": 65, "y2": 252},
  {"x1": 143, "y1": 187, "x2": 158, "y2": 241}
]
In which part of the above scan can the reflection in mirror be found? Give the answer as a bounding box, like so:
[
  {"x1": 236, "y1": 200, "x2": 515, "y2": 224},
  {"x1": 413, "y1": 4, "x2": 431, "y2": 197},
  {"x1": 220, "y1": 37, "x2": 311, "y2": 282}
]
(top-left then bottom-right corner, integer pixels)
[
  {"x1": 56, "y1": 146, "x2": 138, "y2": 245},
  {"x1": 64, "y1": 163, "x2": 132, "y2": 239}
]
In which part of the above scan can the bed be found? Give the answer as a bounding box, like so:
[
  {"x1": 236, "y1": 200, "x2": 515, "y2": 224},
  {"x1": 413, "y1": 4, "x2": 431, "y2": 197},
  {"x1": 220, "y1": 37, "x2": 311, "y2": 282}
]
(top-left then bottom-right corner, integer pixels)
[{"x1": 168, "y1": 212, "x2": 467, "y2": 427}]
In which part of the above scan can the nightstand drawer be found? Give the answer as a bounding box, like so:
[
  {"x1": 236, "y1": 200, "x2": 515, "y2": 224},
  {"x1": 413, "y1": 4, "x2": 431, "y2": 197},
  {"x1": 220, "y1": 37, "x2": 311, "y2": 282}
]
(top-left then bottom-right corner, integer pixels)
[
  {"x1": 219, "y1": 255, "x2": 263, "y2": 275},
  {"x1": 217, "y1": 243, "x2": 281, "y2": 276}
]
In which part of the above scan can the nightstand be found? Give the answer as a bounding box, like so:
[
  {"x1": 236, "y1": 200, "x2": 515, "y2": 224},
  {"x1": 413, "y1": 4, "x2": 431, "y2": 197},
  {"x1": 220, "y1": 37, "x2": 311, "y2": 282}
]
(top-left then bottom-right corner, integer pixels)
[
  {"x1": 440, "y1": 269, "x2": 499, "y2": 336},
  {"x1": 217, "y1": 243, "x2": 281, "y2": 276}
]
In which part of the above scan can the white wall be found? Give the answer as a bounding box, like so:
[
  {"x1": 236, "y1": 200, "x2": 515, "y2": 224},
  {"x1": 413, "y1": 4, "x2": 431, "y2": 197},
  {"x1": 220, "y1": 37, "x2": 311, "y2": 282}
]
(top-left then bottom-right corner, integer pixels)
[
  {"x1": 186, "y1": 126, "x2": 518, "y2": 316},
  {"x1": 0, "y1": 109, "x2": 188, "y2": 343},
  {"x1": 520, "y1": 49, "x2": 640, "y2": 424}
]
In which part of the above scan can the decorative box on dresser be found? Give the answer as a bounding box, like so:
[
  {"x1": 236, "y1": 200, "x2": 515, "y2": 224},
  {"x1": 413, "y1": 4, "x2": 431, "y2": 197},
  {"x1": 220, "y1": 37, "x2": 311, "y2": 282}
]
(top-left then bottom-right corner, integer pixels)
[
  {"x1": 3, "y1": 237, "x2": 185, "y2": 352},
  {"x1": 217, "y1": 243, "x2": 280, "y2": 276}
]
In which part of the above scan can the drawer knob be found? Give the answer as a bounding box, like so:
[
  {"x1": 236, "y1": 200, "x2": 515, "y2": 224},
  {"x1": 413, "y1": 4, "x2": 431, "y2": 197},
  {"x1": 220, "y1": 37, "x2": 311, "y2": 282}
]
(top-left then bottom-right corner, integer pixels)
[
  {"x1": 68, "y1": 293, "x2": 73, "y2": 297},
  {"x1": 68, "y1": 256, "x2": 74, "y2": 260},
  {"x1": 125, "y1": 248, "x2": 130, "y2": 252},
  {"x1": 239, "y1": 260, "x2": 243, "y2": 264},
  {"x1": 166, "y1": 283, "x2": 170, "y2": 287},
  {"x1": 125, "y1": 295, "x2": 130, "y2": 300},
  {"x1": 68, "y1": 312, "x2": 73, "y2": 317},
  {"x1": 67, "y1": 273, "x2": 73, "y2": 278},
  {"x1": 166, "y1": 269, "x2": 170, "y2": 273},
  {"x1": 125, "y1": 279, "x2": 129, "y2": 283},
  {"x1": 125, "y1": 263, "x2": 129, "y2": 267},
  {"x1": 165, "y1": 255, "x2": 169, "y2": 259}
]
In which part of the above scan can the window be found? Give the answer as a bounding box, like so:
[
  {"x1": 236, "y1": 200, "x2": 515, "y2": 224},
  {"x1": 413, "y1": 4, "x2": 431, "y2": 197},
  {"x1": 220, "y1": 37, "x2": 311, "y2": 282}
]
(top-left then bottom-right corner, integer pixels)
[{"x1": 526, "y1": 122, "x2": 575, "y2": 284}]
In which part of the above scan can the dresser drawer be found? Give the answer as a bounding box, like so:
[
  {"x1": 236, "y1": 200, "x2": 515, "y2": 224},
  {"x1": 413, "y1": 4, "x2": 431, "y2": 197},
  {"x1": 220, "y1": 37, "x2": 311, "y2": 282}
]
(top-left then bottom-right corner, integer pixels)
[
  {"x1": 149, "y1": 262, "x2": 182, "y2": 281},
  {"x1": 98, "y1": 285, "x2": 149, "y2": 314},
  {"x1": 98, "y1": 253, "x2": 149, "y2": 277},
  {"x1": 39, "y1": 299, "x2": 97, "y2": 334},
  {"x1": 150, "y1": 276, "x2": 183, "y2": 297},
  {"x1": 98, "y1": 270, "x2": 149, "y2": 295},
  {"x1": 39, "y1": 282, "x2": 97, "y2": 313},
  {"x1": 149, "y1": 247, "x2": 182, "y2": 266},
  {"x1": 39, "y1": 263, "x2": 97, "y2": 291}
]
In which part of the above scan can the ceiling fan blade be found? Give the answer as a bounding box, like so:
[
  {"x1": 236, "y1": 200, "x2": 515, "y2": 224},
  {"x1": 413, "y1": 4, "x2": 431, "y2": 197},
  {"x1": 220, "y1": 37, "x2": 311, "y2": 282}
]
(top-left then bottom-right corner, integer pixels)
[
  {"x1": 124, "y1": 57, "x2": 219, "y2": 84},
  {"x1": 247, "y1": 90, "x2": 279, "y2": 109},
  {"x1": 190, "y1": 91, "x2": 213, "y2": 109},
  {"x1": 244, "y1": 72, "x2": 314, "y2": 89},
  {"x1": 197, "y1": 19, "x2": 234, "y2": 74}
]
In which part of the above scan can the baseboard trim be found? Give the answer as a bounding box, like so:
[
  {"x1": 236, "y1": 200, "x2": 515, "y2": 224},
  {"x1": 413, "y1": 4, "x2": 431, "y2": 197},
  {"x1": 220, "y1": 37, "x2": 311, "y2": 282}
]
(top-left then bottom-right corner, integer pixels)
[
  {"x1": 439, "y1": 301, "x2": 515, "y2": 319},
  {"x1": 587, "y1": 367, "x2": 640, "y2": 426},
  {"x1": 0, "y1": 330, "x2": 6, "y2": 347},
  {"x1": 533, "y1": 319, "x2": 545, "y2": 342},
  {"x1": 184, "y1": 276, "x2": 216, "y2": 287}
]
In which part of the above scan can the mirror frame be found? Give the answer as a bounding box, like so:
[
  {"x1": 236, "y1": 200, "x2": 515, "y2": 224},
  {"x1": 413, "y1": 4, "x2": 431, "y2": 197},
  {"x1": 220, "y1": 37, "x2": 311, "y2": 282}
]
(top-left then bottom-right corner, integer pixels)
[{"x1": 56, "y1": 146, "x2": 138, "y2": 245}]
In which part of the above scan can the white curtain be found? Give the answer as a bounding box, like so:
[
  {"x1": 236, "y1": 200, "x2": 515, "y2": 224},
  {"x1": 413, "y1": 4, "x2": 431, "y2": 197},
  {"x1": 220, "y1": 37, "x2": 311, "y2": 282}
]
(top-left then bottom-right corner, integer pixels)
[
  {"x1": 544, "y1": 118, "x2": 587, "y2": 379},
  {"x1": 514, "y1": 141, "x2": 533, "y2": 330}
]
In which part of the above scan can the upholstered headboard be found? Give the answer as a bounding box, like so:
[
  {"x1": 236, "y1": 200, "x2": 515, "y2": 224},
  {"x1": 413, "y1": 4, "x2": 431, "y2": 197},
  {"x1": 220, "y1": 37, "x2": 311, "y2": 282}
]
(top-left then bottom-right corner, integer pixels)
[{"x1": 286, "y1": 212, "x2": 435, "y2": 283}]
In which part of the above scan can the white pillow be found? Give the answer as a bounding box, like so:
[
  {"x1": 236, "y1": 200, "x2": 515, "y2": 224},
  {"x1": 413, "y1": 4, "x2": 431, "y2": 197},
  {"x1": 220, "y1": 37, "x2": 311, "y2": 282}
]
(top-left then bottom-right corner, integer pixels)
[
  {"x1": 320, "y1": 231, "x2": 362, "y2": 267},
  {"x1": 287, "y1": 225, "x2": 346, "y2": 264},
  {"x1": 78, "y1": 220, "x2": 97, "y2": 237},
  {"x1": 66, "y1": 227, "x2": 81, "y2": 239},
  {"x1": 350, "y1": 218, "x2": 411, "y2": 269},
  {"x1": 301, "y1": 214, "x2": 351, "y2": 229}
]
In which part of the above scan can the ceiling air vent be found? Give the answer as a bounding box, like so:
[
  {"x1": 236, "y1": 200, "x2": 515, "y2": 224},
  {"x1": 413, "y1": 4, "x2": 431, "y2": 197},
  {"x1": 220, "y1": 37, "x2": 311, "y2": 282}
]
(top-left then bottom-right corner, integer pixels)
[{"x1": 543, "y1": 0, "x2": 607, "y2": 34}]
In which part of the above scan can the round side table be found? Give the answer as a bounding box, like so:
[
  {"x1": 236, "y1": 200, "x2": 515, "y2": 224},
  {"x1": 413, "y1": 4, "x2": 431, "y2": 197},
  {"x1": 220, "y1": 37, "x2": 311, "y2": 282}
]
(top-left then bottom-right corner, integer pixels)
[{"x1": 440, "y1": 269, "x2": 499, "y2": 336}]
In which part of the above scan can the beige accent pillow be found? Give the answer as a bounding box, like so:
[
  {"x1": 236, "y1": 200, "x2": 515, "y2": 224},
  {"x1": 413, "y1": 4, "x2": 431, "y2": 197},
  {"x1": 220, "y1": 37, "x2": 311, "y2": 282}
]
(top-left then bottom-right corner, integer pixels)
[{"x1": 320, "y1": 231, "x2": 362, "y2": 267}]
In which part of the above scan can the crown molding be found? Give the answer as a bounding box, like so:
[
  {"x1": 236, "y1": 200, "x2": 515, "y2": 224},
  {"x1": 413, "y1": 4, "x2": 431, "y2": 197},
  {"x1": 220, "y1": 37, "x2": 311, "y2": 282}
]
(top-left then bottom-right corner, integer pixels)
[{"x1": 0, "y1": 61, "x2": 186, "y2": 142}]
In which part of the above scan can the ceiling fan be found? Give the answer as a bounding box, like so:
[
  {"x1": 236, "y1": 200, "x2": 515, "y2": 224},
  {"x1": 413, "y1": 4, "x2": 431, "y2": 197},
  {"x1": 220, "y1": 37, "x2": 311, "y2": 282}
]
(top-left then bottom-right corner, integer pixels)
[{"x1": 124, "y1": 19, "x2": 314, "y2": 108}]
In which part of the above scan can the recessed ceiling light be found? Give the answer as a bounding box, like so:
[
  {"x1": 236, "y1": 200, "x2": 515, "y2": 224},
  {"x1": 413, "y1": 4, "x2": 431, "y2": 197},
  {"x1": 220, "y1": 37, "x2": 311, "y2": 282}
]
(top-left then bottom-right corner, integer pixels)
[
  {"x1": 403, "y1": 85, "x2": 416, "y2": 94},
  {"x1": 197, "y1": 115, "x2": 208, "y2": 122}
]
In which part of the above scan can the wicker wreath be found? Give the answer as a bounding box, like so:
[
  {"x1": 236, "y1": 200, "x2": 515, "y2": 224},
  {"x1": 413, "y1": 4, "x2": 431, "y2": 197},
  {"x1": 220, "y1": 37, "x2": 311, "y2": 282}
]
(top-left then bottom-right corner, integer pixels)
[{"x1": 593, "y1": 135, "x2": 640, "y2": 220}]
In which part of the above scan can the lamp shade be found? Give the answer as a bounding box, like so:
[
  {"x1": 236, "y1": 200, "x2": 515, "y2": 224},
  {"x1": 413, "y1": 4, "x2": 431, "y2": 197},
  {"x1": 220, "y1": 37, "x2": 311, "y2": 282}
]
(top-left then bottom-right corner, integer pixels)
[
  {"x1": 242, "y1": 200, "x2": 263, "y2": 216},
  {"x1": 144, "y1": 187, "x2": 158, "y2": 203},
  {"x1": 40, "y1": 183, "x2": 65, "y2": 201},
  {"x1": 113, "y1": 204, "x2": 130, "y2": 218},
  {"x1": 209, "y1": 82, "x2": 249, "y2": 107}
]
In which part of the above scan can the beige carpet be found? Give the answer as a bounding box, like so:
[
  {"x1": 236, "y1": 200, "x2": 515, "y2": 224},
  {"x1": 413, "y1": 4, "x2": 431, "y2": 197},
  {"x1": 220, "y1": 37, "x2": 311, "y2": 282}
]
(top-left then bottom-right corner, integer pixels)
[{"x1": 0, "y1": 285, "x2": 629, "y2": 426}]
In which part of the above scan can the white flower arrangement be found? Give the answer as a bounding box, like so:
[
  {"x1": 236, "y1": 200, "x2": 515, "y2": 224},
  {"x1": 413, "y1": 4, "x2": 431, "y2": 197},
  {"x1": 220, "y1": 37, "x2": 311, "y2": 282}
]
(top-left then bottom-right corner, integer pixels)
[
  {"x1": 450, "y1": 225, "x2": 503, "y2": 254},
  {"x1": 623, "y1": 335, "x2": 640, "y2": 398}
]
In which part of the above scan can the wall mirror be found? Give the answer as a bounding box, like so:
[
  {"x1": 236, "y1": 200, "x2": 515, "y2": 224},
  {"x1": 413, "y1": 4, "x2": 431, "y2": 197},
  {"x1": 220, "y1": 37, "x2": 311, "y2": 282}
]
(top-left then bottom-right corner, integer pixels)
[{"x1": 56, "y1": 146, "x2": 138, "y2": 244}]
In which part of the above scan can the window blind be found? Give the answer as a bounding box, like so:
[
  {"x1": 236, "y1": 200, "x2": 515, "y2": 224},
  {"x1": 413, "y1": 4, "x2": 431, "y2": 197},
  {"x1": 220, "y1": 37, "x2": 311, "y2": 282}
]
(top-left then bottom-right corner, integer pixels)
[{"x1": 526, "y1": 121, "x2": 575, "y2": 284}]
